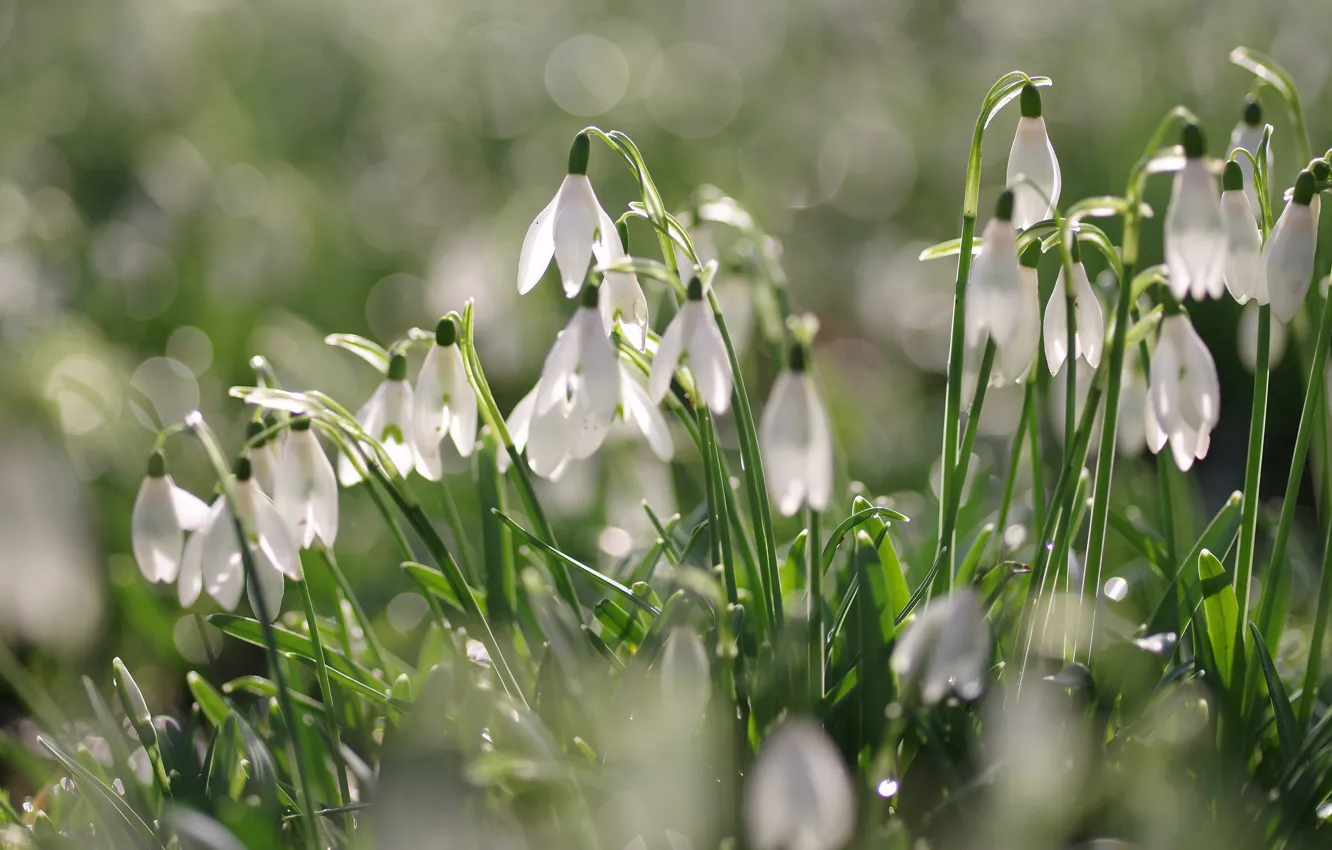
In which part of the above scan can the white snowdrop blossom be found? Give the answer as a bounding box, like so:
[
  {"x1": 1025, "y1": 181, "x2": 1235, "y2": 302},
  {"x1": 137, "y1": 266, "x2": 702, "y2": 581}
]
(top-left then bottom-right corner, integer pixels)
[
  {"x1": 1265, "y1": 171, "x2": 1318, "y2": 324},
  {"x1": 1006, "y1": 84, "x2": 1061, "y2": 229},
  {"x1": 649, "y1": 276, "x2": 734, "y2": 414},
  {"x1": 660, "y1": 628, "x2": 711, "y2": 732},
  {"x1": 745, "y1": 719, "x2": 855, "y2": 850},
  {"x1": 518, "y1": 132, "x2": 623, "y2": 298},
  {"x1": 274, "y1": 416, "x2": 339, "y2": 549},
  {"x1": 244, "y1": 419, "x2": 281, "y2": 495},
  {"x1": 179, "y1": 458, "x2": 302, "y2": 620},
  {"x1": 890, "y1": 589, "x2": 990, "y2": 705},
  {"x1": 1148, "y1": 313, "x2": 1220, "y2": 471},
  {"x1": 1165, "y1": 124, "x2": 1227, "y2": 301},
  {"x1": 598, "y1": 223, "x2": 650, "y2": 350},
  {"x1": 1238, "y1": 300, "x2": 1288, "y2": 373},
  {"x1": 1220, "y1": 160, "x2": 1267, "y2": 305},
  {"x1": 131, "y1": 451, "x2": 211, "y2": 584},
  {"x1": 338, "y1": 354, "x2": 416, "y2": 487},
  {"x1": 1043, "y1": 242, "x2": 1104, "y2": 375},
  {"x1": 414, "y1": 318, "x2": 478, "y2": 481},
  {"x1": 1116, "y1": 349, "x2": 1151, "y2": 456},
  {"x1": 965, "y1": 191, "x2": 1040, "y2": 385},
  {"x1": 1228, "y1": 98, "x2": 1270, "y2": 222},
  {"x1": 618, "y1": 364, "x2": 674, "y2": 462},
  {"x1": 759, "y1": 344, "x2": 833, "y2": 516}
]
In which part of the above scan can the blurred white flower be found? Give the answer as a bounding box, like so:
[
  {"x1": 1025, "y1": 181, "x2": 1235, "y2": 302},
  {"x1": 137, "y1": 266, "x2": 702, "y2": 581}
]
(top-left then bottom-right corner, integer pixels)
[
  {"x1": 1238, "y1": 301, "x2": 1287, "y2": 373},
  {"x1": 244, "y1": 418, "x2": 281, "y2": 495},
  {"x1": 518, "y1": 132, "x2": 622, "y2": 298},
  {"x1": 1148, "y1": 313, "x2": 1219, "y2": 471},
  {"x1": 1042, "y1": 243, "x2": 1104, "y2": 375},
  {"x1": 599, "y1": 228, "x2": 649, "y2": 351},
  {"x1": 965, "y1": 191, "x2": 1039, "y2": 386},
  {"x1": 759, "y1": 344, "x2": 833, "y2": 516},
  {"x1": 1006, "y1": 84, "x2": 1061, "y2": 230},
  {"x1": 131, "y1": 451, "x2": 210, "y2": 583},
  {"x1": 179, "y1": 459, "x2": 302, "y2": 619},
  {"x1": 274, "y1": 416, "x2": 339, "y2": 549},
  {"x1": 660, "y1": 628, "x2": 710, "y2": 732},
  {"x1": 338, "y1": 353, "x2": 416, "y2": 486},
  {"x1": 1228, "y1": 98, "x2": 1270, "y2": 223},
  {"x1": 745, "y1": 719, "x2": 854, "y2": 850},
  {"x1": 1116, "y1": 349, "x2": 1150, "y2": 456},
  {"x1": 1165, "y1": 124, "x2": 1227, "y2": 301},
  {"x1": 890, "y1": 589, "x2": 990, "y2": 704},
  {"x1": 414, "y1": 318, "x2": 478, "y2": 481},
  {"x1": 1220, "y1": 161, "x2": 1267, "y2": 305},
  {"x1": 618, "y1": 365, "x2": 674, "y2": 462},
  {"x1": 1265, "y1": 170, "x2": 1317, "y2": 325},
  {"x1": 649, "y1": 276, "x2": 733, "y2": 414}
]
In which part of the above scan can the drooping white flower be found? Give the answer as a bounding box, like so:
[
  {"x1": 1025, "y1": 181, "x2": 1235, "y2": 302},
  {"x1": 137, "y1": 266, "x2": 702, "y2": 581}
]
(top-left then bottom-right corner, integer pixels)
[
  {"x1": 617, "y1": 364, "x2": 674, "y2": 462},
  {"x1": 598, "y1": 222, "x2": 649, "y2": 350},
  {"x1": 1006, "y1": 84, "x2": 1061, "y2": 230},
  {"x1": 1228, "y1": 97, "x2": 1271, "y2": 222},
  {"x1": 1238, "y1": 300, "x2": 1288, "y2": 373},
  {"x1": 518, "y1": 132, "x2": 622, "y2": 298},
  {"x1": 244, "y1": 419, "x2": 281, "y2": 495},
  {"x1": 337, "y1": 353, "x2": 416, "y2": 487},
  {"x1": 1148, "y1": 313, "x2": 1220, "y2": 471},
  {"x1": 965, "y1": 191, "x2": 1040, "y2": 385},
  {"x1": 649, "y1": 276, "x2": 733, "y2": 414},
  {"x1": 1165, "y1": 124, "x2": 1227, "y2": 301},
  {"x1": 745, "y1": 719, "x2": 855, "y2": 850},
  {"x1": 1116, "y1": 350, "x2": 1150, "y2": 456},
  {"x1": 179, "y1": 457, "x2": 302, "y2": 620},
  {"x1": 660, "y1": 628, "x2": 710, "y2": 732},
  {"x1": 759, "y1": 343, "x2": 833, "y2": 516},
  {"x1": 1265, "y1": 170, "x2": 1318, "y2": 324},
  {"x1": 1042, "y1": 240, "x2": 1104, "y2": 374},
  {"x1": 890, "y1": 589, "x2": 990, "y2": 704},
  {"x1": 274, "y1": 416, "x2": 339, "y2": 549},
  {"x1": 414, "y1": 318, "x2": 478, "y2": 481},
  {"x1": 130, "y1": 451, "x2": 211, "y2": 584},
  {"x1": 1220, "y1": 160, "x2": 1267, "y2": 305}
]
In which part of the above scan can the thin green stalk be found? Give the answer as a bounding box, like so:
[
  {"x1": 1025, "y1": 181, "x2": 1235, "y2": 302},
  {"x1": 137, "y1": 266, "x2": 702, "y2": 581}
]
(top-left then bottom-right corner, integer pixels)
[
  {"x1": 699, "y1": 406, "x2": 739, "y2": 606},
  {"x1": 993, "y1": 379, "x2": 1036, "y2": 563},
  {"x1": 297, "y1": 574, "x2": 353, "y2": 836},
  {"x1": 1235, "y1": 305, "x2": 1272, "y2": 628},
  {"x1": 807, "y1": 507, "x2": 823, "y2": 700},
  {"x1": 438, "y1": 478, "x2": 480, "y2": 585},
  {"x1": 1298, "y1": 508, "x2": 1332, "y2": 729},
  {"x1": 1029, "y1": 380, "x2": 1046, "y2": 536},
  {"x1": 1157, "y1": 453, "x2": 1178, "y2": 569}
]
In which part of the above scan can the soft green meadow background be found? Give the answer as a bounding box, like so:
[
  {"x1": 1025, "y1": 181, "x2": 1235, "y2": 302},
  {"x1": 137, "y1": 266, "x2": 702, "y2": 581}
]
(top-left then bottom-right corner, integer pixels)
[{"x1": 3, "y1": 0, "x2": 1332, "y2": 802}]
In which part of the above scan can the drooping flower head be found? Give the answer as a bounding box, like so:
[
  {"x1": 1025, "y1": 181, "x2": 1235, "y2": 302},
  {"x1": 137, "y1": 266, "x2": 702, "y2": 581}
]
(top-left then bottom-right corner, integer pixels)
[
  {"x1": 1043, "y1": 236, "x2": 1104, "y2": 375},
  {"x1": 1266, "y1": 170, "x2": 1317, "y2": 324},
  {"x1": 1006, "y1": 84, "x2": 1061, "y2": 230},
  {"x1": 130, "y1": 450, "x2": 210, "y2": 584},
  {"x1": 275, "y1": 415, "x2": 339, "y2": 550},
  {"x1": 414, "y1": 317, "x2": 478, "y2": 481},
  {"x1": 1229, "y1": 96, "x2": 1270, "y2": 222},
  {"x1": 759, "y1": 337, "x2": 833, "y2": 516},
  {"x1": 1220, "y1": 160, "x2": 1266, "y2": 305},
  {"x1": 890, "y1": 589, "x2": 990, "y2": 705},
  {"x1": 338, "y1": 353, "x2": 415, "y2": 486},
  {"x1": 599, "y1": 221, "x2": 650, "y2": 350},
  {"x1": 966, "y1": 190, "x2": 1040, "y2": 385},
  {"x1": 649, "y1": 276, "x2": 734, "y2": 414},
  {"x1": 1165, "y1": 123, "x2": 1227, "y2": 301},
  {"x1": 745, "y1": 720, "x2": 855, "y2": 850},
  {"x1": 244, "y1": 417, "x2": 281, "y2": 495},
  {"x1": 1147, "y1": 310, "x2": 1220, "y2": 471}
]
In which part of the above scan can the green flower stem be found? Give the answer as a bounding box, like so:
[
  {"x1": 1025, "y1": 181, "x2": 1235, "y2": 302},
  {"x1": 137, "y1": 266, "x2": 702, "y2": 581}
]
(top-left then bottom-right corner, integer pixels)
[
  {"x1": 1029, "y1": 380, "x2": 1046, "y2": 536},
  {"x1": 1235, "y1": 305, "x2": 1272, "y2": 629},
  {"x1": 296, "y1": 572, "x2": 352, "y2": 836},
  {"x1": 936, "y1": 213, "x2": 975, "y2": 595},
  {"x1": 699, "y1": 406, "x2": 739, "y2": 606},
  {"x1": 806, "y1": 506, "x2": 823, "y2": 700},
  {"x1": 438, "y1": 479, "x2": 480, "y2": 585},
  {"x1": 1299, "y1": 512, "x2": 1332, "y2": 729},
  {"x1": 942, "y1": 339, "x2": 996, "y2": 588}
]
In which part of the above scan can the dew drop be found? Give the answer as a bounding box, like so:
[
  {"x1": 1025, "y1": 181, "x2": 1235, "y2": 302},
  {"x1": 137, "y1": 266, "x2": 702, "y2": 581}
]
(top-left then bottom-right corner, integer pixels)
[{"x1": 877, "y1": 778, "x2": 899, "y2": 798}]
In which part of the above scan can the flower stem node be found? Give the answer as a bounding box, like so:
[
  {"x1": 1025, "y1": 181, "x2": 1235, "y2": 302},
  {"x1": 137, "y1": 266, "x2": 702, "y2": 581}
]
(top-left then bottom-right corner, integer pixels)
[
  {"x1": 994, "y1": 189, "x2": 1014, "y2": 223},
  {"x1": 1223, "y1": 160, "x2": 1244, "y2": 193},
  {"x1": 387, "y1": 353, "x2": 408, "y2": 382},
  {"x1": 234, "y1": 456, "x2": 253, "y2": 481},
  {"x1": 687, "y1": 276, "x2": 704, "y2": 301},
  {"x1": 435, "y1": 316, "x2": 458, "y2": 347},
  {"x1": 579, "y1": 282, "x2": 600, "y2": 309},
  {"x1": 1182, "y1": 123, "x2": 1206, "y2": 159},
  {"x1": 147, "y1": 450, "x2": 168, "y2": 478},
  {"x1": 1243, "y1": 96, "x2": 1262, "y2": 126},
  {"x1": 290, "y1": 415, "x2": 312, "y2": 432},
  {"x1": 567, "y1": 132, "x2": 590, "y2": 176},
  {"x1": 1293, "y1": 170, "x2": 1316, "y2": 206},
  {"x1": 1019, "y1": 83, "x2": 1042, "y2": 119}
]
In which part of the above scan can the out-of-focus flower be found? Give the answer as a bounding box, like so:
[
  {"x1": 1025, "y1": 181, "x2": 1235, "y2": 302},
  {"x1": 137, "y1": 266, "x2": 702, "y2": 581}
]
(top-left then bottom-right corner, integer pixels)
[
  {"x1": 617, "y1": 364, "x2": 674, "y2": 462},
  {"x1": 1117, "y1": 349, "x2": 1150, "y2": 456},
  {"x1": 1165, "y1": 123, "x2": 1227, "y2": 301},
  {"x1": 1228, "y1": 97, "x2": 1270, "y2": 222},
  {"x1": 660, "y1": 628, "x2": 710, "y2": 731},
  {"x1": 759, "y1": 342, "x2": 833, "y2": 516},
  {"x1": 131, "y1": 450, "x2": 210, "y2": 583},
  {"x1": 1043, "y1": 240, "x2": 1104, "y2": 374},
  {"x1": 414, "y1": 318, "x2": 477, "y2": 481},
  {"x1": 745, "y1": 719, "x2": 855, "y2": 850},
  {"x1": 245, "y1": 418, "x2": 281, "y2": 495},
  {"x1": 649, "y1": 276, "x2": 733, "y2": 414},
  {"x1": 966, "y1": 191, "x2": 1039, "y2": 386},
  {"x1": 274, "y1": 416, "x2": 339, "y2": 549},
  {"x1": 1006, "y1": 84, "x2": 1061, "y2": 230},
  {"x1": 1266, "y1": 170, "x2": 1317, "y2": 324},
  {"x1": 518, "y1": 132, "x2": 623, "y2": 298},
  {"x1": 1238, "y1": 301, "x2": 1287, "y2": 372},
  {"x1": 1220, "y1": 161, "x2": 1266, "y2": 305},
  {"x1": 890, "y1": 589, "x2": 990, "y2": 704},
  {"x1": 338, "y1": 353, "x2": 415, "y2": 486},
  {"x1": 599, "y1": 223, "x2": 649, "y2": 350},
  {"x1": 1148, "y1": 312, "x2": 1219, "y2": 471}
]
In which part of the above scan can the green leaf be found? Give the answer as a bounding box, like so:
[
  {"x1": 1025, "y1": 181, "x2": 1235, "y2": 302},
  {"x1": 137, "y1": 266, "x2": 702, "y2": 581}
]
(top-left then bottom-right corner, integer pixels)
[
  {"x1": 187, "y1": 672, "x2": 233, "y2": 728},
  {"x1": 896, "y1": 548, "x2": 946, "y2": 627},
  {"x1": 780, "y1": 530, "x2": 808, "y2": 596},
  {"x1": 917, "y1": 238, "x2": 982, "y2": 262},
  {"x1": 1229, "y1": 47, "x2": 1303, "y2": 115},
  {"x1": 208, "y1": 614, "x2": 388, "y2": 696},
  {"x1": 324, "y1": 333, "x2": 389, "y2": 373},
  {"x1": 594, "y1": 598, "x2": 650, "y2": 652},
  {"x1": 1249, "y1": 622, "x2": 1301, "y2": 760},
  {"x1": 1065, "y1": 196, "x2": 1154, "y2": 221},
  {"x1": 820, "y1": 506, "x2": 909, "y2": 574},
  {"x1": 1147, "y1": 491, "x2": 1242, "y2": 636},
  {"x1": 222, "y1": 677, "x2": 326, "y2": 716},
  {"x1": 402, "y1": 562, "x2": 469, "y2": 619},
  {"x1": 955, "y1": 523, "x2": 995, "y2": 588},
  {"x1": 39, "y1": 735, "x2": 162, "y2": 850},
  {"x1": 1198, "y1": 549, "x2": 1239, "y2": 689}
]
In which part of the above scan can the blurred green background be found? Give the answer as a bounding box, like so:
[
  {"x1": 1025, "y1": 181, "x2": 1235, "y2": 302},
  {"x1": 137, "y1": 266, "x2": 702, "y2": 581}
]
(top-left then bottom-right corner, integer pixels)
[{"x1": 4, "y1": 0, "x2": 1332, "y2": 785}]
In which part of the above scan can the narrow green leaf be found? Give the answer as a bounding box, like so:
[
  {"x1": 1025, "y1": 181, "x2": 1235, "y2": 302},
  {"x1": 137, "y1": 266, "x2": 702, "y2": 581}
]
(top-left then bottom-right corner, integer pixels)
[
  {"x1": 820, "y1": 506, "x2": 909, "y2": 574},
  {"x1": 186, "y1": 672, "x2": 233, "y2": 728},
  {"x1": 955, "y1": 524, "x2": 996, "y2": 588},
  {"x1": 1229, "y1": 47, "x2": 1301, "y2": 111},
  {"x1": 896, "y1": 548, "x2": 946, "y2": 627},
  {"x1": 1198, "y1": 549, "x2": 1239, "y2": 688},
  {"x1": 1147, "y1": 491, "x2": 1242, "y2": 635},
  {"x1": 594, "y1": 598, "x2": 650, "y2": 651},
  {"x1": 324, "y1": 333, "x2": 389, "y2": 373},
  {"x1": 38, "y1": 736, "x2": 162, "y2": 850},
  {"x1": 917, "y1": 238, "x2": 982, "y2": 262},
  {"x1": 1249, "y1": 622, "x2": 1301, "y2": 759},
  {"x1": 208, "y1": 614, "x2": 388, "y2": 694}
]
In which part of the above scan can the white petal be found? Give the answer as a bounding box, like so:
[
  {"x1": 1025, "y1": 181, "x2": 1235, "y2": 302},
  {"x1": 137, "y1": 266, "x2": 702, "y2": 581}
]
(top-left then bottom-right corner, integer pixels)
[
  {"x1": 1117, "y1": 376, "x2": 1148, "y2": 455},
  {"x1": 535, "y1": 321, "x2": 583, "y2": 415},
  {"x1": 517, "y1": 193, "x2": 557, "y2": 295},
  {"x1": 1174, "y1": 316, "x2": 1220, "y2": 430},
  {"x1": 1222, "y1": 190, "x2": 1267, "y2": 304},
  {"x1": 620, "y1": 366, "x2": 674, "y2": 461},
  {"x1": 1043, "y1": 273, "x2": 1070, "y2": 376},
  {"x1": 527, "y1": 400, "x2": 574, "y2": 478},
  {"x1": 201, "y1": 504, "x2": 245, "y2": 612},
  {"x1": 967, "y1": 219, "x2": 1022, "y2": 349},
  {"x1": 378, "y1": 380, "x2": 416, "y2": 477},
  {"x1": 994, "y1": 267, "x2": 1041, "y2": 384},
  {"x1": 599, "y1": 269, "x2": 649, "y2": 351},
  {"x1": 1229, "y1": 121, "x2": 1269, "y2": 222},
  {"x1": 1264, "y1": 201, "x2": 1316, "y2": 324},
  {"x1": 1007, "y1": 116, "x2": 1061, "y2": 229},
  {"x1": 1165, "y1": 160, "x2": 1227, "y2": 301},
  {"x1": 172, "y1": 486, "x2": 212, "y2": 532},
  {"x1": 414, "y1": 446, "x2": 444, "y2": 482},
  {"x1": 132, "y1": 476, "x2": 184, "y2": 583},
  {"x1": 256, "y1": 493, "x2": 303, "y2": 581},
  {"x1": 251, "y1": 443, "x2": 280, "y2": 497},
  {"x1": 745, "y1": 720, "x2": 855, "y2": 850},
  {"x1": 178, "y1": 501, "x2": 222, "y2": 608},
  {"x1": 593, "y1": 203, "x2": 625, "y2": 262},
  {"x1": 760, "y1": 372, "x2": 810, "y2": 517},
  {"x1": 553, "y1": 175, "x2": 598, "y2": 296},
  {"x1": 247, "y1": 544, "x2": 286, "y2": 622},
  {"x1": 689, "y1": 307, "x2": 734, "y2": 414},
  {"x1": 445, "y1": 346, "x2": 478, "y2": 457},
  {"x1": 922, "y1": 592, "x2": 989, "y2": 704},
  {"x1": 1144, "y1": 386, "x2": 1168, "y2": 454},
  {"x1": 504, "y1": 389, "x2": 538, "y2": 466},
  {"x1": 576, "y1": 308, "x2": 622, "y2": 431},
  {"x1": 412, "y1": 344, "x2": 448, "y2": 457},
  {"x1": 338, "y1": 385, "x2": 386, "y2": 487},
  {"x1": 648, "y1": 305, "x2": 691, "y2": 404},
  {"x1": 1073, "y1": 263, "x2": 1105, "y2": 367},
  {"x1": 802, "y1": 375, "x2": 834, "y2": 512}
]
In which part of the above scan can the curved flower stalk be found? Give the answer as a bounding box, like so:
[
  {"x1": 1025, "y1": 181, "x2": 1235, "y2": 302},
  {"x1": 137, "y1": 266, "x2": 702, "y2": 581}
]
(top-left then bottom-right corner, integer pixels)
[
  {"x1": 414, "y1": 317, "x2": 478, "y2": 481},
  {"x1": 1228, "y1": 97, "x2": 1270, "y2": 221},
  {"x1": 965, "y1": 191, "x2": 1039, "y2": 385},
  {"x1": 180, "y1": 457, "x2": 302, "y2": 619},
  {"x1": 1148, "y1": 311, "x2": 1220, "y2": 471},
  {"x1": 1006, "y1": 84, "x2": 1061, "y2": 229},
  {"x1": 337, "y1": 353, "x2": 415, "y2": 487},
  {"x1": 598, "y1": 223, "x2": 649, "y2": 350},
  {"x1": 1238, "y1": 301, "x2": 1287, "y2": 372},
  {"x1": 759, "y1": 340, "x2": 833, "y2": 517},
  {"x1": 649, "y1": 276, "x2": 733, "y2": 414},
  {"x1": 518, "y1": 132, "x2": 623, "y2": 298},
  {"x1": 245, "y1": 418, "x2": 282, "y2": 495},
  {"x1": 274, "y1": 415, "x2": 339, "y2": 549},
  {"x1": 1265, "y1": 170, "x2": 1317, "y2": 324},
  {"x1": 131, "y1": 450, "x2": 211, "y2": 583},
  {"x1": 890, "y1": 589, "x2": 989, "y2": 704},
  {"x1": 745, "y1": 719, "x2": 855, "y2": 850},
  {"x1": 1220, "y1": 161, "x2": 1267, "y2": 304},
  {"x1": 1042, "y1": 239, "x2": 1104, "y2": 374},
  {"x1": 1165, "y1": 123, "x2": 1227, "y2": 301}
]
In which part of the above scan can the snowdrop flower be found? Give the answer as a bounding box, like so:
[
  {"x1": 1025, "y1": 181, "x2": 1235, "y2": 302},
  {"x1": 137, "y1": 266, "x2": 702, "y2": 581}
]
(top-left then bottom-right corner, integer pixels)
[
  {"x1": 890, "y1": 589, "x2": 990, "y2": 704},
  {"x1": 1228, "y1": 97, "x2": 1270, "y2": 222},
  {"x1": 131, "y1": 451, "x2": 210, "y2": 583},
  {"x1": 1043, "y1": 238, "x2": 1104, "y2": 374},
  {"x1": 1117, "y1": 350, "x2": 1150, "y2": 456},
  {"x1": 759, "y1": 342, "x2": 833, "y2": 516},
  {"x1": 1006, "y1": 84, "x2": 1061, "y2": 229},
  {"x1": 414, "y1": 318, "x2": 478, "y2": 481},
  {"x1": 745, "y1": 719, "x2": 855, "y2": 850},
  {"x1": 1220, "y1": 160, "x2": 1267, "y2": 305},
  {"x1": 337, "y1": 353, "x2": 415, "y2": 487},
  {"x1": 1266, "y1": 171, "x2": 1317, "y2": 324},
  {"x1": 617, "y1": 362, "x2": 674, "y2": 462},
  {"x1": 1148, "y1": 312, "x2": 1219, "y2": 471},
  {"x1": 1238, "y1": 301, "x2": 1287, "y2": 373},
  {"x1": 599, "y1": 223, "x2": 649, "y2": 350},
  {"x1": 649, "y1": 276, "x2": 733, "y2": 414},
  {"x1": 244, "y1": 418, "x2": 281, "y2": 495},
  {"x1": 966, "y1": 191, "x2": 1040, "y2": 385},
  {"x1": 1165, "y1": 123, "x2": 1227, "y2": 301},
  {"x1": 660, "y1": 628, "x2": 710, "y2": 732},
  {"x1": 274, "y1": 416, "x2": 339, "y2": 549},
  {"x1": 518, "y1": 132, "x2": 622, "y2": 298},
  {"x1": 180, "y1": 457, "x2": 302, "y2": 619}
]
